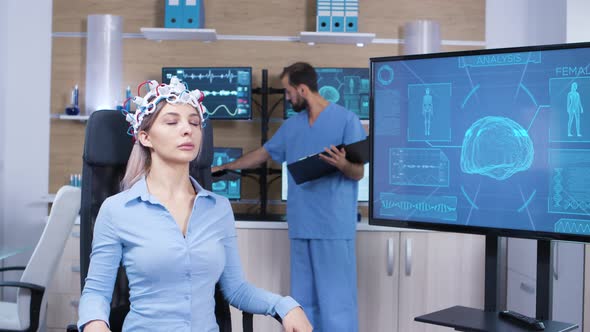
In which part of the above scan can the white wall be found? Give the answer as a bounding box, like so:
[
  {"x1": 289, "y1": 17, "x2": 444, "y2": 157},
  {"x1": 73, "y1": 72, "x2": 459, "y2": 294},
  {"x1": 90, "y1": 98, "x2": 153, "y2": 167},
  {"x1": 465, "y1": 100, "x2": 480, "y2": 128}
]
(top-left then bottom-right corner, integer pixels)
[
  {"x1": 0, "y1": 0, "x2": 52, "y2": 291},
  {"x1": 486, "y1": 0, "x2": 566, "y2": 48},
  {"x1": 567, "y1": 0, "x2": 590, "y2": 43}
]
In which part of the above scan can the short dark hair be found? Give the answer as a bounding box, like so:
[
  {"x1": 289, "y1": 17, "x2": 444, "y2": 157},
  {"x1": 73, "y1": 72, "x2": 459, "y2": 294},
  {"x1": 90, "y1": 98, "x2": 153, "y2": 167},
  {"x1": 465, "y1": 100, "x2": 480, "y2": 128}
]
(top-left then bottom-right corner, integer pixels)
[{"x1": 280, "y1": 62, "x2": 318, "y2": 92}]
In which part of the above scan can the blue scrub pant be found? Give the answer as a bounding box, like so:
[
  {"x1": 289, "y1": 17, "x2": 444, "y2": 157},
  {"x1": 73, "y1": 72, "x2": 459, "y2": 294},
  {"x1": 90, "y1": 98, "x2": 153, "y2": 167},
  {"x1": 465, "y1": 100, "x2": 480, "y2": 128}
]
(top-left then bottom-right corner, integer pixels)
[{"x1": 290, "y1": 239, "x2": 358, "y2": 332}]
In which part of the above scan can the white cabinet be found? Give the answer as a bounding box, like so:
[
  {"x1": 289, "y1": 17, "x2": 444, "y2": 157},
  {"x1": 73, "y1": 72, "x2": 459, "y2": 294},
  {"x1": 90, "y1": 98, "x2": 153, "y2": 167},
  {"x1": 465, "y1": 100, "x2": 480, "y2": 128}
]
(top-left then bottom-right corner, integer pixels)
[
  {"x1": 356, "y1": 231, "x2": 399, "y2": 332},
  {"x1": 232, "y1": 228, "x2": 485, "y2": 332},
  {"x1": 398, "y1": 232, "x2": 485, "y2": 332},
  {"x1": 230, "y1": 228, "x2": 291, "y2": 332},
  {"x1": 507, "y1": 238, "x2": 584, "y2": 330}
]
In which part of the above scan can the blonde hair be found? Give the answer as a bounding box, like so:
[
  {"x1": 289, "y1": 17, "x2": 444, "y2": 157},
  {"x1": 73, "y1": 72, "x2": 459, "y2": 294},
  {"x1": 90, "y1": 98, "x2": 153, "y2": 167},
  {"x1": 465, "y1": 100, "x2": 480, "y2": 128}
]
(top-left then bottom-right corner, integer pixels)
[
  {"x1": 120, "y1": 101, "x2": 166, "y2": 190},
  {"x1": 120, "y1": 101, "x2": 204, "y2": 190}
]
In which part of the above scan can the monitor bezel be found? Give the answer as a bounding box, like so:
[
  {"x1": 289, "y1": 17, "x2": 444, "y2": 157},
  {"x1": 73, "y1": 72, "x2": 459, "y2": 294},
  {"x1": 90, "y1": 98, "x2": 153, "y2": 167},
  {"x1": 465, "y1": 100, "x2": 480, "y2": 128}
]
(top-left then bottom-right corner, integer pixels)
[
  {"x1": 283, "y1": 66, "x2": 370, "y2": 120},
  {"x1": 212, "y1": 147, "x2": 243, "y2": 201},
  {"x1": 162, "y1": 66, "x2": 253, "y2": 120},
  {"x1": 369, "y1": 41, "x2": 590, "y2": 243}
]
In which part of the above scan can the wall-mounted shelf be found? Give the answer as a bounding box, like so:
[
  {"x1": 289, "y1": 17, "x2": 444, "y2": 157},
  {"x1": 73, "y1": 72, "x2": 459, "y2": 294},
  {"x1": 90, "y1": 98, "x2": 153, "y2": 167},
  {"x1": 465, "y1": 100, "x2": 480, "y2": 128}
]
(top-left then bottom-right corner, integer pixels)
[
  {"x1": 299, "y1": 31, "x2": 376, "y2": 46},
  {"x1": 141, "y1": 27, "x2": 218, "y2": 41},
  {"x1": 54, "y1": 30, "x2": 485, "y2": 47},
  {"x1": 51, "y1": 114, "x2": 89, "y2": 121}
]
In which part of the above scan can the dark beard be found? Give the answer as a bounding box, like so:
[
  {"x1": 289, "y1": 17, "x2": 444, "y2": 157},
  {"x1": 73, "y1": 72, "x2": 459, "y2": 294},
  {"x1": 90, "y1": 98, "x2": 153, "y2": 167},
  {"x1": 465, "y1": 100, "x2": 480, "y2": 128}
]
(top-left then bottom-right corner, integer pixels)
[{"x1": 291, "y1": 99, "x2": 309, "y2": 113}]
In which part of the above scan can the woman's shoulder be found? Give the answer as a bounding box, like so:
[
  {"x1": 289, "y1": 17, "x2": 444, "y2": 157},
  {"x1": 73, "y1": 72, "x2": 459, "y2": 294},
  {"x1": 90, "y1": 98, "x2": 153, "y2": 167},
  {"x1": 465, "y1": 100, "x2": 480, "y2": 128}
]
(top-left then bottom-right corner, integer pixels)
[{"x1": 98, "y1": 189, "x2": 135, "y2": 213}]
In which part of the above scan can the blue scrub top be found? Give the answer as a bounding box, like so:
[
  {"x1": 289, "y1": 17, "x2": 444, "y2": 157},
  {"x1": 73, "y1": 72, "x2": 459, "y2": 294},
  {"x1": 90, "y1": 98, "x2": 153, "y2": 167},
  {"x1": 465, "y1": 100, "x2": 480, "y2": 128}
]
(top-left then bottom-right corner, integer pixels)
[{"x1": 264, "y1": 103, "x2": 366, "y2": 239}]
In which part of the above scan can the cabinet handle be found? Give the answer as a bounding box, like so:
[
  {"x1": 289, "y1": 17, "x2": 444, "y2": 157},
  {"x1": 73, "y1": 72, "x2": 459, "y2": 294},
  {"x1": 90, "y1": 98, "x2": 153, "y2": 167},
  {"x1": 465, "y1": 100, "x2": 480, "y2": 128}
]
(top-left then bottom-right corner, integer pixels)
[
  {"x1": 405, "y1": 238, "x2": 412, "y2": 276},
  {"x1": 387, "y1": 238, "x2": 394, "y2": 276},
  {"x1": 552, "y1": 242, "x2": 559, "y2": 280}
]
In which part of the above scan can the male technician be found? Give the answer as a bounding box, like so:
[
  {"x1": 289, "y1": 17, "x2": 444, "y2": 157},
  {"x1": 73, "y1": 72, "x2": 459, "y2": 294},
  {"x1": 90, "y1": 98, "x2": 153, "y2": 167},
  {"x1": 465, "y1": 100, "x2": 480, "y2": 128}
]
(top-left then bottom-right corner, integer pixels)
[{"x1": 212, "y1": 62, "x2": 365, "y2": 331}]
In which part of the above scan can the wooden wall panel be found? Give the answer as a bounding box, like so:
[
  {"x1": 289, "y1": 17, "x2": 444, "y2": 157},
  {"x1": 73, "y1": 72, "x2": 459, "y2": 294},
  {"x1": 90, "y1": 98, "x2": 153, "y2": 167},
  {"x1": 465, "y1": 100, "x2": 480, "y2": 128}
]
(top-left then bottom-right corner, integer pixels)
[
  {"x1": 53, "y1": 0, "x2": 485, "y2": 41},
  {"x1": 49, "y1": 0, "x2": 485, "y2": 209}
]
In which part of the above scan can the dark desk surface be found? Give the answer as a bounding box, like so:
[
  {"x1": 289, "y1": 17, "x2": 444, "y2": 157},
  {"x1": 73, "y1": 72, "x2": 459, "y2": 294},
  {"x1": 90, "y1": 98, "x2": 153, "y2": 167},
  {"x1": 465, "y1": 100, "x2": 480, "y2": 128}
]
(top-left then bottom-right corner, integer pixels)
[{"x1": 415, "y1": 306, "x2": 578, "y2": 332}]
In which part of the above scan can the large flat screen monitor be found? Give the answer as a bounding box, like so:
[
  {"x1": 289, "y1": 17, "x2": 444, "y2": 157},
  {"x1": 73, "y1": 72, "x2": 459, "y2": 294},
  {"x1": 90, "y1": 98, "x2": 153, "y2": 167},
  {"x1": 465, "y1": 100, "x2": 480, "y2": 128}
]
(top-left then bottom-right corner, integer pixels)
[
  {"x1": 282, "y1": 162, "x2": 369, "y2": 202},
  {"x1": 211, "y1": 147, "x2": 242, "y2": 200},
  {"x1": 370, "y1": 42, "x2": 590, "y2": 242},
  {"x1": 284, "y1": 67, "x2": 370, "y2": 120},
  {"x1": 162, "y1": 67, "x2": 252, "y2": 120}
]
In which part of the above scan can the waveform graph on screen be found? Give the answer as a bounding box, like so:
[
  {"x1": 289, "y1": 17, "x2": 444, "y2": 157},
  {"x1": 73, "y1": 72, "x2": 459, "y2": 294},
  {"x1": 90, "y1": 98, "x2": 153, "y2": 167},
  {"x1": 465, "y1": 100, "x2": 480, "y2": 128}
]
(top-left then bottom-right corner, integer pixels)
[
  {"x1": 379, "y1": 192, "x2": 458, "y2": 221},
  {"x1": 554, "y1": 218, "x2": 590, "y2": 235},
  {"x1": 162, "y1": 67, "x2": 252, "y2": 120},
  {"x1": 548, "y1": 149, "x2": 590, "y2": 216},
  {"x1": 389, "y1": 148, "x2": 450, "y2": 187}
]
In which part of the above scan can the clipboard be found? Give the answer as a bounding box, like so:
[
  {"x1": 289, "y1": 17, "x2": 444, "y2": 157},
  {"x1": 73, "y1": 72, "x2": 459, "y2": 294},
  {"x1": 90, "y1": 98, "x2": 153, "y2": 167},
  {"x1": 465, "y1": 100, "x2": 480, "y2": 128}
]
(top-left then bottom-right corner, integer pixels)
[{"x1": 287, "y1": 136, "x2": 369, "y2": 185}]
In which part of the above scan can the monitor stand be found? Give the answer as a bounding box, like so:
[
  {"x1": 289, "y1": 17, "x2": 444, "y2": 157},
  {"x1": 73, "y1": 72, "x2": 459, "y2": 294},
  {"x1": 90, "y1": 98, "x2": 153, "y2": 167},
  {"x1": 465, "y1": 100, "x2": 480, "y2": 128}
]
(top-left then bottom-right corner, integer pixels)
[{"x1": 414, "y1": 236, "x2": 578, "y2": 332}]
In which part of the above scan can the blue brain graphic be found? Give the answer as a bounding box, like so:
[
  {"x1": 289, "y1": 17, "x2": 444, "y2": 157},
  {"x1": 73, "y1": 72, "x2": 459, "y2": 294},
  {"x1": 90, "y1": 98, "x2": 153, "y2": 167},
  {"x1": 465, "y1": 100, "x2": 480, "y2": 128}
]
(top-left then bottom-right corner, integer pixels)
[{"x1": 460, "y1": 116, "x2": 534, "y2": 180}]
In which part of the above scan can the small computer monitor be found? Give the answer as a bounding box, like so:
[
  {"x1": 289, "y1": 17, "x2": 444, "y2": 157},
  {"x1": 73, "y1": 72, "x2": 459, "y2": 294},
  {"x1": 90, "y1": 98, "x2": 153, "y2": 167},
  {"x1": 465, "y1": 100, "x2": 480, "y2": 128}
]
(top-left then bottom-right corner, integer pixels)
[
  {"x1": 211, "y1": 147, "x2": 242, "y2": 200},
  {"x1": 284, "y1": 67, "x2": 370, "y2": 120},
  {"x1": 162, "y1": 67, "x2": 252, "y2": 120},
  {"x1": 282, "y1": 162, "x2": 368, "y2": 201}
]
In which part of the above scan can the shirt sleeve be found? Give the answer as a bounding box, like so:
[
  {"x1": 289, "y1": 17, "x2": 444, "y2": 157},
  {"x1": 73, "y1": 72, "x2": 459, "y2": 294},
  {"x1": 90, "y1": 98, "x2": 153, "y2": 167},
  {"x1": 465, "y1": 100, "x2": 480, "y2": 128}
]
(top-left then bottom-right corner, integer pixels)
[
  {"x1": 263, "y1": 122, "x2": 288, "y2": 164},
  {"x1": 77, "y1": 199, "x2": 122, "y2": 330},
  {"x1": 217, "y1": 202, "x2": 300, "y2": 319},
  {"x1": 343, "y1": 113, "x2": 366, "y2": 145}
]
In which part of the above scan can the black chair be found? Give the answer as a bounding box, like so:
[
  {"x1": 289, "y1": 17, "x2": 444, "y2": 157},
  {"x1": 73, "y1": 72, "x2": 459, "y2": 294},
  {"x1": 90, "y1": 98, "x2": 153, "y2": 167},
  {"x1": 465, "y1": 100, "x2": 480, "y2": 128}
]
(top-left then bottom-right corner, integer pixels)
[{"x1": 66, "y1": 109, "x2": 253, "y2": 332}]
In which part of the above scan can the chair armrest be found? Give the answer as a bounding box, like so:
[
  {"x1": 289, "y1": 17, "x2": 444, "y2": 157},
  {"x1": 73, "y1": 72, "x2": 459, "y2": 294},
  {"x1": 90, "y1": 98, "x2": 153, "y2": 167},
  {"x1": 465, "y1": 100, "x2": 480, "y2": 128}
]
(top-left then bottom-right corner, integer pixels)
[
  {"x1": 0, "y1": 281, "x2": 45, "y2": 332},
  {"x1": 0, "y1": 266, "x2": 26, "y2": 273}
]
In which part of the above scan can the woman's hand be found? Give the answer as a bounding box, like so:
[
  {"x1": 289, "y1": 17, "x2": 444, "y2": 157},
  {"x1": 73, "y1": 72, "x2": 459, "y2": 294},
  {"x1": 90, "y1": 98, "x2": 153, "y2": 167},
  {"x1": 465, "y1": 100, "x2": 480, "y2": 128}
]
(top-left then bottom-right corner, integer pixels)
[
  {"x1": 282, "y1": 307, "x2": 313, "y2": 332},
  {"x1": 83, "y1": 320, "x2": 111, "y2": 332}
]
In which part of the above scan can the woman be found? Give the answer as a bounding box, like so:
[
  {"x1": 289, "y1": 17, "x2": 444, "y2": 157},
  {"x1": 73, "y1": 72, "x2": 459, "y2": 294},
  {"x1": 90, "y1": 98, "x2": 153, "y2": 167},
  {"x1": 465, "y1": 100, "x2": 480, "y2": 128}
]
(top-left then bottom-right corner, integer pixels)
[{"x1": 77, "y1": 77, "x2": 313, "y2": 332}]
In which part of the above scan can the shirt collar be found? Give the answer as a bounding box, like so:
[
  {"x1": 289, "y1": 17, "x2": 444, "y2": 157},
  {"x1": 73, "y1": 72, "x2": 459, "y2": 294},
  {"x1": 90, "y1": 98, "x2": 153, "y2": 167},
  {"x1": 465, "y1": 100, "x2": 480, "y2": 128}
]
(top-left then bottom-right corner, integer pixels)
[{"x1": 125, "y1": 175, "x2": 216, "y2": 204}]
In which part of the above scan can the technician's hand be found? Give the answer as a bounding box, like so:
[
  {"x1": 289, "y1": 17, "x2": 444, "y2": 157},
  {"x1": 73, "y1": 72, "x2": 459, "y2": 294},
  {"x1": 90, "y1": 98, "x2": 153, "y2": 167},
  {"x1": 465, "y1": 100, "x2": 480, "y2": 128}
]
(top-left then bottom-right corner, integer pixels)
[
  {"x1": 283, "y1": 307, "x2": 313, "y2": 332},
  {"x1": 211, "y1": 165, "x2": 225, "y2": 174},
  {"x1": 319, "y1": 145, "x2": 348, "y2": 171},
  {"x1": 83, "y1": 320, "x2": 111, "y2": 332}
]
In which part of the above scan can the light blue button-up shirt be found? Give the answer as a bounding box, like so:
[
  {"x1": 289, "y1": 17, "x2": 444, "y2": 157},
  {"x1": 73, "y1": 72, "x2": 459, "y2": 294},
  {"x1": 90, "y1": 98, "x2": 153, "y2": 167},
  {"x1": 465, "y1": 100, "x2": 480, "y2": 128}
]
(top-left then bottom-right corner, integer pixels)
[{"x1": 78, "y1": 176, "x2": 298, "y2": 331}]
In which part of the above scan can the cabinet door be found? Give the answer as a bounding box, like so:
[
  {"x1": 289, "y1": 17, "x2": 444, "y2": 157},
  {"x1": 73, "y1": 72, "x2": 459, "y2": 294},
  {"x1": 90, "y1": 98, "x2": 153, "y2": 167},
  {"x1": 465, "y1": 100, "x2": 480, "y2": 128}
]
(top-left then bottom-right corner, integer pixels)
[
  {"x1": 230, "y1": 229, "x2": 291, "y2": 332},
  {"x1": 398, "y1": 232, "x2": 485, "y2": 332},
  {"x1": 356, "y1": 231, "x2": 399, "y2": 332}
]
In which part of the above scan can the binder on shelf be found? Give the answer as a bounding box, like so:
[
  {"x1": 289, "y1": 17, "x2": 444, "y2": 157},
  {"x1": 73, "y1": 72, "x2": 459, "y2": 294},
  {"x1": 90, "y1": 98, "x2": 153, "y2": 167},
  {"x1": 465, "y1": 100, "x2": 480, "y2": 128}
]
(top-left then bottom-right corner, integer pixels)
[
  {"x1": 165, "y1": 0, "x2": 183, "y2": 28},
  {"x1": 183, "y1": 0, "x2": 204, "y2": 29},
  {"x1": 287, "y1": 136, "x2": 369, "y2": 185},
  {"x1": 317, "y1": 0, "x2": 331, "y2": 32},
  {"x1": 345, "y1": 0, "x2": 358, "y2": 32},
  {"x1": 331, "y1": 0, "x2": 345, "y2": 32}
]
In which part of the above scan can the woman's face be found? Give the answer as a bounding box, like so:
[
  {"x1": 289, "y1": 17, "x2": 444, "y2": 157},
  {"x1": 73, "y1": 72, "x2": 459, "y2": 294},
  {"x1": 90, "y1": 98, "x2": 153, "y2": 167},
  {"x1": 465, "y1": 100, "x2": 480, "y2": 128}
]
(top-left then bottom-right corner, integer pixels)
[{"x1": 138, "y1": 102, "x2": 203, "y2": 165}]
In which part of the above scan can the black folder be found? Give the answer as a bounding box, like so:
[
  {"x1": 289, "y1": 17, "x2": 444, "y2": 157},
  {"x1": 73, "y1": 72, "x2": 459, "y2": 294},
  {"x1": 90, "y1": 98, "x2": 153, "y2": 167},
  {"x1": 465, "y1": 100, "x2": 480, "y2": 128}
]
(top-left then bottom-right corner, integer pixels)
[{"x1": 287, "y1": 137, "x2": 369, "y2": 185}]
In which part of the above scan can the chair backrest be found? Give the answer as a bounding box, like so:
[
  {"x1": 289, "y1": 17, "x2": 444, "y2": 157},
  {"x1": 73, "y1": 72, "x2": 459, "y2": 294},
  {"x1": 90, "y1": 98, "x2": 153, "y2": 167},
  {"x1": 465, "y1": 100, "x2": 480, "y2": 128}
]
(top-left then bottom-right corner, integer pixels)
[
  {"x1": 17, "y1": 185, "x2": 81, "y2": 329},
  {"x1": 79, "y1": 110, "x2": 229, "y2": 331}
]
